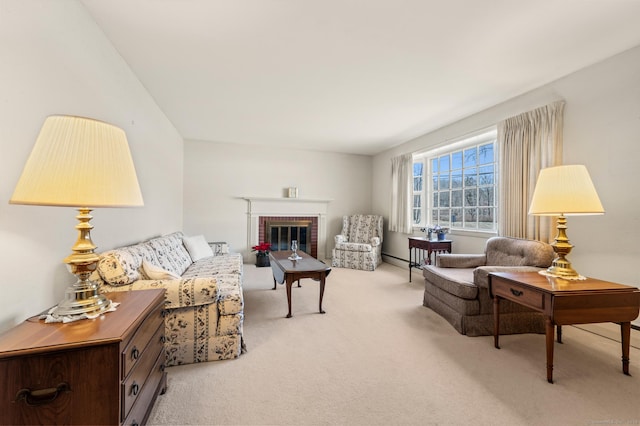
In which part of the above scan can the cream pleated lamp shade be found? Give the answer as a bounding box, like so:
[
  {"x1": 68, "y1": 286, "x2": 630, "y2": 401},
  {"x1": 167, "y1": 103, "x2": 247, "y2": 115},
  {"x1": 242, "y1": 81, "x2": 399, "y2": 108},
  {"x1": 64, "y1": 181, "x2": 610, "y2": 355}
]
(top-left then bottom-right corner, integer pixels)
[
  {"x1": 529, "y1": 165, "x2": 604, "y2": 216},
  {"x1": 10, "y1": 115, "x2": 144, "y2": 207}
]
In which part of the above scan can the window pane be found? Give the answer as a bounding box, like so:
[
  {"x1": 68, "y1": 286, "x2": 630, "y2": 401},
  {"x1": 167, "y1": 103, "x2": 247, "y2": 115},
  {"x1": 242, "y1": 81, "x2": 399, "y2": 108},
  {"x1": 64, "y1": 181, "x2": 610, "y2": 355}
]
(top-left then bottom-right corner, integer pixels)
[
  {"x1": 413, "y1": 194, "x2": 421, "y2": 208},
  {"x1": 439, "y1": 192, "x2": 450, "y2": 208},
  {"x1": 438, "y1": 175, "x2": 450, "y2": 190},
  {"x1": 451, "y1": 190, "x2": 463, "y2": 207},
  {"x1": 451, "y1": 151, "x2": 463, "y2": 170},
  {"x1": 451, "y1": 208, "x2": 462, "y2": 226},
  {"x1": 431, "y1": 210, "x2": 438, "y2": 223},
  {"x1": 431, "y1": 158, "x2": 438, "y2": 173},
  {"x1": 479, "y1": 165, "x2": 494, "y2": 185},
  {"x1": 432, "y1": 192, "x2": 438, "y2": 208},
  {"x1": 478, "y1": 208, "x2": 494, "y2": 229},
  {"x1": 438, "y1": 209, "x2": 450, "y2": 226},
  {"x1": 464, "y1": 208, "x2": 477, "y2": 225},
  {"x1": 478, "y1": 187, "x2": 493, "y2": 206},
  {"x1": 479, "y1": 143, "x2": 494, "y2": 164},
  {"x1": 413, "y1": 209, "x2": 421, "y2": 224},
  {"x1": 413, "y1": 162, "x2": 423, "y2": 176},
  {"x1": 439, "y1": 156, "x2": 450, "y2": 172},
  {"x1": 451, "y1": 171, "x2": 462, "y2": 189},
  {"x1": 464, "y1": 167, "x2": 477, "y2": 186},
  {"x1": 464, "y1": 147, "x2": 477, "y2": 167},
  {"x1": 464, "y1": 188, "x2": 477, "y2": 206},
  {"x1": 414, "y1": 175, "x2": 423, "y2": 191}
]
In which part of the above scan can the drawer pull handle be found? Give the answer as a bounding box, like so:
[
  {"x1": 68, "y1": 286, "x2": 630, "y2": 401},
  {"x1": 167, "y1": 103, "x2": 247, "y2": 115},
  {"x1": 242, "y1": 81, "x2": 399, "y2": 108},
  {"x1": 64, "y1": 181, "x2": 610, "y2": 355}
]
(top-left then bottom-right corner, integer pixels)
[
  {"x1": 14, "y1": 382, "x2": 70, "y2": 406},
  {"x1": 131, "y1": 347, "x2": 140, "y2": 360},
  {"x1": 131, "y1": 382, "x2": 139, "y2": 396},
  {"x1": 510, "y1": 288, "x2": 524, "y2": 297}
]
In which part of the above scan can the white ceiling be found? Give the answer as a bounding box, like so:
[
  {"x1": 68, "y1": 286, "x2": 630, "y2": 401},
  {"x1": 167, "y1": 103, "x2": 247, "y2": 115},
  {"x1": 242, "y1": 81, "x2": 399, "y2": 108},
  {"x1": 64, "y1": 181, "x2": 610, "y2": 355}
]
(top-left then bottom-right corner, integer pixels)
[{"x1": 81, "y1": 0, "x2": 640, "y2": 155}]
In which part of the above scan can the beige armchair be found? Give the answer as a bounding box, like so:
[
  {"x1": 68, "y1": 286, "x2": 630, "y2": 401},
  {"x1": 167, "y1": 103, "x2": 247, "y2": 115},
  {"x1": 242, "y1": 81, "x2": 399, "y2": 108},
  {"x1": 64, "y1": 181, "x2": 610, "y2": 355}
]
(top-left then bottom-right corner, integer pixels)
[{"x1": 331, "y1": 214, "x2": 383, "y2": 271}]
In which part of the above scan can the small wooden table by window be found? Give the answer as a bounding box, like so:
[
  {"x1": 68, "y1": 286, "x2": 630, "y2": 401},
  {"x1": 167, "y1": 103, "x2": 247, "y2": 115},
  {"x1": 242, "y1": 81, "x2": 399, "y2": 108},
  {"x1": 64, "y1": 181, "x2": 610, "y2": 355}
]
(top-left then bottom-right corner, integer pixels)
[
  {"x1": 489, "y1": 271, "x2": 640, "y2": 383},
  {"x1": 408, "y1": 237, "x2": 452, "y2": 282}
]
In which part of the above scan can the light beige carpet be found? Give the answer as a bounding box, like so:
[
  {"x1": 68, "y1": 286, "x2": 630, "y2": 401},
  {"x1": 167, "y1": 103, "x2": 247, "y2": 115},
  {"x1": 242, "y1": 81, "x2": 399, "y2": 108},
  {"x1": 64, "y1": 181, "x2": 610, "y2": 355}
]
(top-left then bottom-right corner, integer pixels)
[{"x1": 147, "y1": 262, "x2": 640, "y2": 426}]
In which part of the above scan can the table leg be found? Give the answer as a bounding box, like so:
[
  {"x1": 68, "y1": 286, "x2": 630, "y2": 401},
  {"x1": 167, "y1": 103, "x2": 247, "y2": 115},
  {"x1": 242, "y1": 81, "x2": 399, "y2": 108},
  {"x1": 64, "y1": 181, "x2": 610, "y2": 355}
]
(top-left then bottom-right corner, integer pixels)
[
  {"x1": 426, "y1": 248, "x2": 433, "y2": 265},
  {"x1": 621, "y1": 321, "x2": 631, "y2": 376},
  {"x1": 493, "y1": 296, "x2": 500, "y2": 349},
  {"x1": 285, "y1": 276, "x2": 293, "y2": 318},
  {"x1": 272, "y1": 276, "x2": 277, "y2": 290},
  {"x1": 545, "y1": 317, "x2": 555, "y2": 383},
  {"x1": 557, "y1": 325, "x2": 563, "y2": 343},
  {"x1": 319, "y1": 273, "x2": 326, "y2": 314},
  {"x1": 409, "y1": 247, "x2": 413, "y2": 282}
]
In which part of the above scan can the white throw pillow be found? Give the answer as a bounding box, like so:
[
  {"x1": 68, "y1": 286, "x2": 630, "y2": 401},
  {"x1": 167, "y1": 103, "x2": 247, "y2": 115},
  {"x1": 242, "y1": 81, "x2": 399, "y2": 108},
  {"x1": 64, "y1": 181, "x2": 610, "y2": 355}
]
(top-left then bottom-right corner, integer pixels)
[
  {"x1": 142, "y1": 259, "x2": 181, "y2": 280},
  {"x1": 183, "y1": 234, "x2": 213, "y2": 262}
]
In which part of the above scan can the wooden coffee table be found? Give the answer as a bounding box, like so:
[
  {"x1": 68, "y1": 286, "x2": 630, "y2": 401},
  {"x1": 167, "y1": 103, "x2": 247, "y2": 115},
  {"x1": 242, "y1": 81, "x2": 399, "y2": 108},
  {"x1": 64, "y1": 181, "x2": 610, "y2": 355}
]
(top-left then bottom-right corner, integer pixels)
[
  {"x1": 269, "y1": 250, "x2": 331, "y2": 318},
  {"x1": 489, "y1": 271, "x2": 640, "y2": 383}
]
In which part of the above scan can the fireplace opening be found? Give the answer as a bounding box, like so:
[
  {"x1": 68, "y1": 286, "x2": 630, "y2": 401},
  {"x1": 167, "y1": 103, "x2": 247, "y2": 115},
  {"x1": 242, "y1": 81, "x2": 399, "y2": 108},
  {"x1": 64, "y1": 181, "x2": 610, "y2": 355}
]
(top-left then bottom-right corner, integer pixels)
[
  {"x1": 267, "y1": 220, "x2": 312, "y2": 253},
  {"x1": 259, "y1": 216, "x2": 318, "y2": 258}
]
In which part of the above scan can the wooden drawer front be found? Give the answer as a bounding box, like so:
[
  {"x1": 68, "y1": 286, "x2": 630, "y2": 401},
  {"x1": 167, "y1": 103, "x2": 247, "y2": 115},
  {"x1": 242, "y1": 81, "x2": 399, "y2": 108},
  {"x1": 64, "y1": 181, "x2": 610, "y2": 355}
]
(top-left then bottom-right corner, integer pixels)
[
  {"x1": 0, "y1": 346, "x2": 120, "y2": 425},
  {"x1": 122, "y1": 323, "x2": 164, "y2": 420},
  {"x1": 492, "y1": 279, "x2": 544, "y2": 310},
  {"x1": 123, "y1": 351, "x2": 165, "y2": 426},
  {"x1": 122, "y1": 301, "x2": 164, "y2": 379}
]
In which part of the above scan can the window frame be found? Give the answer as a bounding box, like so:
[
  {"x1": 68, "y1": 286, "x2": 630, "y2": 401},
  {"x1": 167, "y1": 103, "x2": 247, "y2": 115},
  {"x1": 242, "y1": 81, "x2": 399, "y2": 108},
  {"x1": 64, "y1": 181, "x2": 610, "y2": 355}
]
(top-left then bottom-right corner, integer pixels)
[{"x1": 412, "y1": 128, "x2": 498, "y2": 234}]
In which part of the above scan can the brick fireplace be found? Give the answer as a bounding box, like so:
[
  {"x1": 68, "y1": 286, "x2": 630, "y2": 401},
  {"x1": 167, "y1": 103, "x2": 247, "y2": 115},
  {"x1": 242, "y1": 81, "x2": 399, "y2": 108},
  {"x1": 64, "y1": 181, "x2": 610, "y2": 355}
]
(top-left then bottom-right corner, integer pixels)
[
  {"x1": 259, "y1": 216, "x2": 318, "y2": 258},
  {"x1": 243, "y1": 197, "x2": 331, "y2": 261}
]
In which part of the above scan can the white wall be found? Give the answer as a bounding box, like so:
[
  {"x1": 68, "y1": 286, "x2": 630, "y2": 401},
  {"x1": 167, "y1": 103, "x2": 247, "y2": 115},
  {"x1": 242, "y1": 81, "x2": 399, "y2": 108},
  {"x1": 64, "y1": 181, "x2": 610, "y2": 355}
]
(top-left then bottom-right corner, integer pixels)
[
  {"x1": 0, "y1": 1, "x2": 184, "y2": 332},
  {"x1": 375, "y1": 45, "x2": 640, "y2": 291},
  {"x1": 183, "y1": 140, "x2": 372, "y2": 260}
]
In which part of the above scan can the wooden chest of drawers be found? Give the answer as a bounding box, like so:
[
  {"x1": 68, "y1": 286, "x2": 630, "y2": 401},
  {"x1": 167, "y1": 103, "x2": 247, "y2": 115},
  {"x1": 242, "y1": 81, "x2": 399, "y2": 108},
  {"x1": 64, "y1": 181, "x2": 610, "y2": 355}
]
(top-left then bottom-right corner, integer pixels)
[{"x1": 0, "y1": 289, "x2": 167, "y2": 425}]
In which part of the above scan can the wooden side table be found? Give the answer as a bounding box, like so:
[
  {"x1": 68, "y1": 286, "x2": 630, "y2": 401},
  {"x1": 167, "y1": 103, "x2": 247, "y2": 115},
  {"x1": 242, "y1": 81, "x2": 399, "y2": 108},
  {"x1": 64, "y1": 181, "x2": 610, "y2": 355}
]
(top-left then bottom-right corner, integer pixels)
[
  {"x1": 408, "y1": 237, "x2": 452, "y2": 282},
  {"x1": 489, "y1": 271, "x2": 640, "y2": 383},
  {"x1": 0, "y1": 289, "x2": 167, "y2": 425}
]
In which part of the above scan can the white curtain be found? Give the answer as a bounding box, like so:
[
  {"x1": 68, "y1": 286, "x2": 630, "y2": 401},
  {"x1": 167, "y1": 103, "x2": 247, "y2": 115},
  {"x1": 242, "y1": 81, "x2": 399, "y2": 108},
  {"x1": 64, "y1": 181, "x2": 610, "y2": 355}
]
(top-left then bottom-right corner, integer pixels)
[
  {"x1": 498, "y1": 101, "x2": 565, "y2": 241},
  {"x1": 389, "y1": 153, "x2": 413, "y2": 234}
]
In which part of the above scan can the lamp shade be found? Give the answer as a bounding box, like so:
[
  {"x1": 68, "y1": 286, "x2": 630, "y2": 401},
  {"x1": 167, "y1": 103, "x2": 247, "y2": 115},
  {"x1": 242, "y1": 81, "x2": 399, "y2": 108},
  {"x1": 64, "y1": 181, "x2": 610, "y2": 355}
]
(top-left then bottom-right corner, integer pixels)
[
  {"x1": 10, "y1": 115, "x2": 144, "y2": 207},
  {"x1": 528, "y1": 165, "x2": 604, "y2": 216}
]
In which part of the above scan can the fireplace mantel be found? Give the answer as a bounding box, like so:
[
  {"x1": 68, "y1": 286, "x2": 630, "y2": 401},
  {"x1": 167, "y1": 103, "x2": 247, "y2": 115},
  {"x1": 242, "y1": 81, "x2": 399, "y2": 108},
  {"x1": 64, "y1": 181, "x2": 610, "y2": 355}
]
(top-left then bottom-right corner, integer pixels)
[{"x1": 241, "y1": 197, "x2": 332, "y2": 260}]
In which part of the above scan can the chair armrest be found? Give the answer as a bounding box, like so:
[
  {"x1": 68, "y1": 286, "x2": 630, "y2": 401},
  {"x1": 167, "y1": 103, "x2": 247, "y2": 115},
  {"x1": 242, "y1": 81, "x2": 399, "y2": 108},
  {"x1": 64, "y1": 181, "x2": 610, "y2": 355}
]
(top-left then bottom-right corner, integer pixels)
[
  {"x1": 335, "y1": 235, "x2": 348, "y2": 244},
  {"x1": 370, "y1": 237, "x2": 381, "y2": 246},
  {"x1": 436, "y1": 254, "x2": 486, "y2": 268},
  {"x1": 474, "y1": 266, "x2": 544, "y2": 289}
]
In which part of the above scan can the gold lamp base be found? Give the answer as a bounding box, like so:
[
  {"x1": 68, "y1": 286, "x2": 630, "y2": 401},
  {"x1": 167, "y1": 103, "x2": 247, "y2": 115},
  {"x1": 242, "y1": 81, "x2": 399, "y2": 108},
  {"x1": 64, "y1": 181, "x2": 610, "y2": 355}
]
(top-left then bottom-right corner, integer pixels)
[
  {"x1": 51, "y1": 279, "x2": 112, "y2": 317},
  {"x1": 50, "y1": 208, "x2": 112, "y2": 318},
  {"x1": 541, "y1": 214, "x2": 585, "y2": 280}
]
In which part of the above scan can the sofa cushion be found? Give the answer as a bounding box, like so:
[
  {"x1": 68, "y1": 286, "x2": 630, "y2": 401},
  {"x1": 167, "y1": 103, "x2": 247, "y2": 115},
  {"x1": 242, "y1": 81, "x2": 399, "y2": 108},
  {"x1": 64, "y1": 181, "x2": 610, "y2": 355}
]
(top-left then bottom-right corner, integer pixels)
[
  {"x1": 148, "y1": 232, "x2": 193, "y2": 275},
  {"x1": 142, "y1": 259, "x2": 181, "y2": 280},
  {"x1": 485, "y1": 237, "x2": 554, "y2": 267},
  {"x1": 183, "y1": 234, "x2": 214, "y2": 262},
  {"x1": 182, "y1": 253, "x2": 243, "y2": 278},
  {"x1": 97, "y1": 249, "x2": 141, "y2": 286},
  {"x1": 422, "y1": 266, "x2": 477, "y2": 299}
]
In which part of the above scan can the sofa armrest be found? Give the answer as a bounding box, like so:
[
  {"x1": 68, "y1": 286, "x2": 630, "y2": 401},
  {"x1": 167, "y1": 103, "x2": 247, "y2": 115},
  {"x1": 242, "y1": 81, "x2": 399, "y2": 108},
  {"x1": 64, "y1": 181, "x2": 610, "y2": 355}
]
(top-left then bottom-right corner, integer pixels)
[
  {"x1": 101, "y1": 277, "x2": 221, "y2": 309},
  {"x1": 335, "y1": 235, "x2": 348, "y2": 244},
  {"x1": 474, "y1": 266, "x2": 545, "y2": 289},
  {"x1": 436, "y1": 254, "x2": 486, "y2": 268}
]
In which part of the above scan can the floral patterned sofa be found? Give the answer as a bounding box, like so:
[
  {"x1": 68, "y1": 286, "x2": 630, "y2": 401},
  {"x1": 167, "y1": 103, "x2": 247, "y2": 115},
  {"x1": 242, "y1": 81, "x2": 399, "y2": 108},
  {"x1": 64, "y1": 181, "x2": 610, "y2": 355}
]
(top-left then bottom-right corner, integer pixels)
[
  {"x1": 92, "y1": 232, "x2": 244, "y2": 366},
  {"x1": 331, "y1": 214, "x2": 383, "y2": 271}
]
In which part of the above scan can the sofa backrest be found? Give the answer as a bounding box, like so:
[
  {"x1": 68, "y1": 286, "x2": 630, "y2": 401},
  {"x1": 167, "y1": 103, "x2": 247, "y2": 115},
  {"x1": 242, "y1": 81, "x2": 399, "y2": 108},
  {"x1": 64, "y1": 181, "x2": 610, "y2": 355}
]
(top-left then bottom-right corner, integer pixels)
[
  {"x1": 484, "y1": 236, "x2": 554, "y2": 267},
  {"x1": 97, "y1": 231, "x2": 193, "y2": 286},
  {"x1": 342, "y1": 214, "x2": 383, "y2": 244}
]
